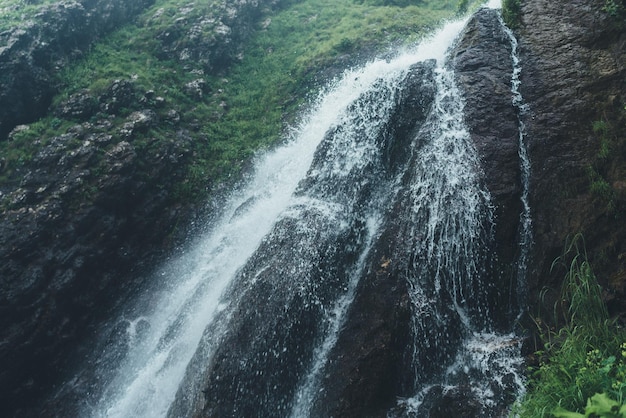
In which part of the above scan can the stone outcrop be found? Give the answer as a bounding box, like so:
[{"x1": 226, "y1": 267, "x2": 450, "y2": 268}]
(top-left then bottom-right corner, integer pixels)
[
  {"x1": 452, "y1": 8, "x2": 523, "y2": 282},
  {"x1": 514, "y1": 0, "x2": 626, "y2": 322},
  {"x1": 0, "y1": 0, "x2": 155, "y2": 140},
  {"x1": 150, "y1": 0, "x2": 283, "y2": 73}
]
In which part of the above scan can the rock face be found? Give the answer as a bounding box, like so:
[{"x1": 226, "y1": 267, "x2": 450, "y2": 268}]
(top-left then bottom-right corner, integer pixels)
[
  {"x1": 310, "y1": 17, "x2": 526, "y2": 413},
  {"x1": 0, "y1": 0, "x2": 155, "y2": 140},
  {"x1": 514, "y1": 0, "x2": 626, "y2": 321},
  {"x1": 452, "y1": 8, "x2": 523, "y2": 282},
  {"x1": 0, "y1": 119, "x2": 196, "y2": 416},
  {"x1": 313, "y1": 2, "x2": 625, "y2": 415}
]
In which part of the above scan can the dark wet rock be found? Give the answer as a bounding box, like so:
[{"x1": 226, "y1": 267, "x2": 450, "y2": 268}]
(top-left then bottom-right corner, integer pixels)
[
  {"x1": 55, "y1": 89, "x2": 98, "y2": 120},
  {"x1": 424, "y1": 385, "x2": 483, "y2": 418},
  {"x1": 512, "y1": 0, "x2": 626, "y2": 321},
  {"x1": 0, "y1": 124, "x2": 195, "y2": 415},
  {"x1": 451, "y1": 8, "x2": 522, "y2": 275},
  {"x1": 167, "y1": 61, "x2": 438, "y2": 418}
]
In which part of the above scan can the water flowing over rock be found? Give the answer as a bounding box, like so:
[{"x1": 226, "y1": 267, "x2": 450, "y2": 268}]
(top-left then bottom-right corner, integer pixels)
[
  {"x1": 452, "y1": 8, "x2": 522, "y2": 278},
  {"x1": 2, "y1": 0, "x2": 625, "y2": 416},
  {"x1": 0, "y1": 1, "x2": 296, "y2": 415},
  {"x1": 162, "y1": 18, "x2": 526, "y2": 417},
  {"x1": 169, "y1": 60, "x2": 438, "y2": 418}
]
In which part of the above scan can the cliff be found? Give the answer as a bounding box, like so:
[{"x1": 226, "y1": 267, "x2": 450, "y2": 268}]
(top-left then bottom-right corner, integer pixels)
[
  {"x1": 517, "y1": 0, "x2": 626, "y2": 323},
  {"x1": 0, "y1": 0, "x2": 624, "y2": 416}
]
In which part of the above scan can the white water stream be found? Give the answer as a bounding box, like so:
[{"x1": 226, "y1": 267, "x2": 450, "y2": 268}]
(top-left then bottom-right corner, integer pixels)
[
  {"x1": 85, "y1": 18, "x2": 473, "y2": 418},
  {"x1": 73, "y1": 1, "x2": 532, "y2": 416},
  {"x1": 499, "y1": 11, "x2": 533, "y2": 301}
]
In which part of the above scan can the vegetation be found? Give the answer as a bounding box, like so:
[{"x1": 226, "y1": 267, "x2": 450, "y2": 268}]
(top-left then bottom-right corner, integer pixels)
[
  {"x1": 516, "y1": 235, "x2": 626, "y2": 417},
  {"x1": 586, "y1": 116, "x2": 623, "y2": 214},
  {"x1": 502, "y1": 0, "x2": 522, "y2": 28},
  {"x1": 0, "y1": 0, "x2": 57, "y2": 32},
  {"x1": 1, "y1": 0, "x2": 469, "y2": 202},
  {"x1": 602, "y1": 0, "x2": 626, "y2": 19}
]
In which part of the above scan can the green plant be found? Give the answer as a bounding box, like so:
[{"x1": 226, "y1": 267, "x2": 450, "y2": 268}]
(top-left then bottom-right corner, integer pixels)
[
  {"x1": 502, "y1": 0, "x2": 522, "y2": 28},
  {"x1": 554, "y1": 393, "x2": 626, "y2": 417},
  {"x1": 603, "y1": 0, "x2": 626, "y2": 19},
  {"x1": 593, "y1": 120, "x2": 612, "y2": 161},
  {"x1": 0, "y1": 0, "x2": 57, "y2": 32},
  {"x1": 587, "y1": 166, "x2": 615, "y2": 212},
  {"x1": 457, "y1": 0, "x2": 470, "y2": 15},
  {"x1": 516, "y1": 235, "x2": 626, "y2": 417}
]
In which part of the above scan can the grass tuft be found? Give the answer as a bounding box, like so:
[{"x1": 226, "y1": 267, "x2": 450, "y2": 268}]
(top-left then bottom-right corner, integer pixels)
[{"x1": 516, "y1": 235, "x2": 626, "y2": 417}]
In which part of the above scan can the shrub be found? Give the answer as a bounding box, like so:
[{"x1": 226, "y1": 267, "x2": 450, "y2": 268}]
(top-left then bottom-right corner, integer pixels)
[
  {"x1": 516, "y1": 235, "x2": 626, "y2": 417},
  {"x1": 603, "y1": 0, "x2": 626, "y2": 19}
]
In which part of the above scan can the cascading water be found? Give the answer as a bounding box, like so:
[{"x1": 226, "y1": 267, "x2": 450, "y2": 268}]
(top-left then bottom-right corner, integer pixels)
[
  {"x1": 52, "y1": 3, "x2": 532, "y2": 417},
  {"x1": 389, "y1": 57, "x2": 525, "y2": 418},
  {"x1": 388, "y1": 2, "x2": 531, "y2": 416},
  {"x1": 499, "y1": 11, "x2": 533, "y2": 302}
]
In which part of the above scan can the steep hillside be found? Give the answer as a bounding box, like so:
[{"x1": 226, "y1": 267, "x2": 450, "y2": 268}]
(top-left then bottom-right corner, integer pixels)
[{"x1": 0, "y1": 0, "x2": 464, "y2": 415}]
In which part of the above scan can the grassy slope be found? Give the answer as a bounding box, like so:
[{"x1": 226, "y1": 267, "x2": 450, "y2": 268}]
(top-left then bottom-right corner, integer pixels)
[
  {"x1": 0, "y1": 0, "x2": 58, "y2": 32},
  {"x1": 1, "y1": 0, "x2": 475, "y2": 202}
]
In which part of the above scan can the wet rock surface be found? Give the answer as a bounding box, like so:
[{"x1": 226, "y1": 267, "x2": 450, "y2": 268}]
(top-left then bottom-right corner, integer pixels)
[
  {"x1": 0, "y1": 119, "x2": 195, "y2": 415},
  {"x1": 167, "y1": 61, "x2": 438, "y2": 418},
  {"x1": 452, "y1": 8, "x2": 523, "y2": 275},
  {"x1": 514, "y1": 0, "x2": 626, "y2": 321}
]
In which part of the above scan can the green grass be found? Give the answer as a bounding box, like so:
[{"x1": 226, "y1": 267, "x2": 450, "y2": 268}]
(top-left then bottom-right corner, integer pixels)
[
  {"x1": 587, "y1": 118, "x2": 619, "y2": 214},
  {"x1": 1, "y1": 0, "x2": 473, "y2": 203},
  {"x1": 0, "y1": 0, "x2": 59, "y2": 33},
  {"x1": 516, "y1": 235, "x2": 626, "y2": 417}
]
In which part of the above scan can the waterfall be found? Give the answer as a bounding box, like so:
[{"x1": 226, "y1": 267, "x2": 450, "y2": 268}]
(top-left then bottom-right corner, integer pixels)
[
  {"x1": 499, "y1": 11, "x2": 533, "y2": 304},
  {"x1": 390, "y1": 56, "x2": 525, "y2": 418},
  {"x1": 389, "y1": 2, "x2": 530, "y2": 415},
  {"x1": 51, "y1": 4, "x2": 531, "y2": 417},
  {"x1": 69, "y1": 23, "x2": 462, "y2": 418},
  {"x1": 287, "y1": 21, "x2": 472, "y2": 417}
]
